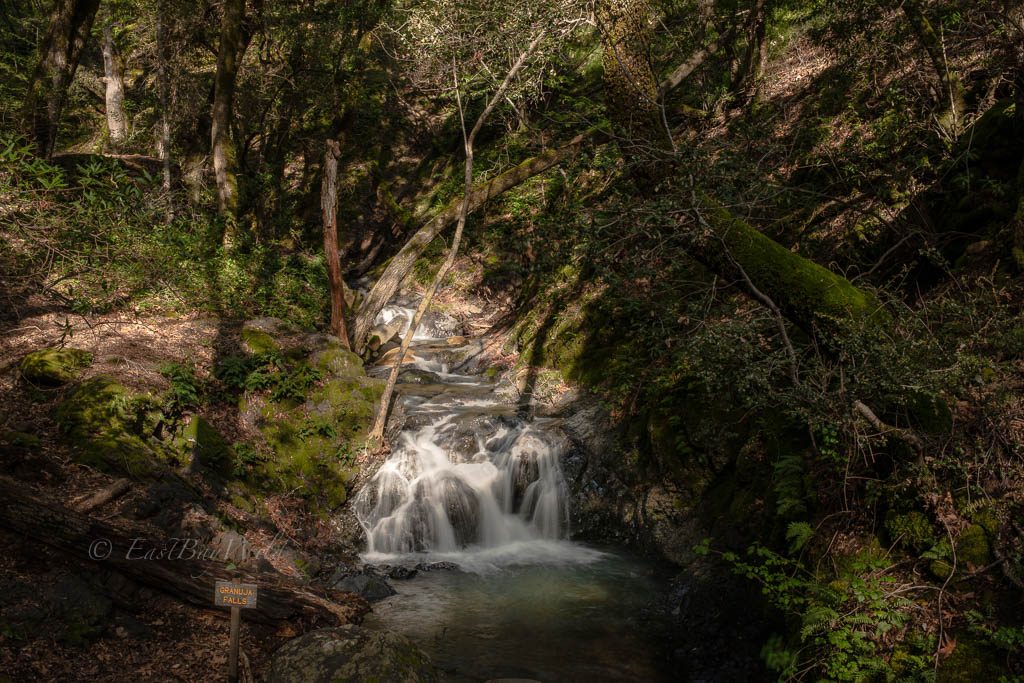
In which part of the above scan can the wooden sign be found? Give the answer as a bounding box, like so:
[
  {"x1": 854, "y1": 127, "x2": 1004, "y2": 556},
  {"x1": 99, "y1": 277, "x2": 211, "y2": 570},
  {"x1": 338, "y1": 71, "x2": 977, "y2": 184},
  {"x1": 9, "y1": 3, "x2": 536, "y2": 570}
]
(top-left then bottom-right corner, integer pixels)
[
  {"x1": 215, "y1": 578, "x2": 257, "y2": 683},
  {"x1": 215, "y1": 580, "x2": 258, "y2": 608}
]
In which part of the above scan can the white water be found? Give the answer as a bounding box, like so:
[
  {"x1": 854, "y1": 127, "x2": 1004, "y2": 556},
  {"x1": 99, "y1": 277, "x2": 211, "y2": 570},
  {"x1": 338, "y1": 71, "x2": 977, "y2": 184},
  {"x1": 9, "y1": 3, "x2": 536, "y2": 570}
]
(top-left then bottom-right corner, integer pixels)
[
  {"x1": 354, "y1": 332, "x2": 591, "y2": 571},
  {"x1": 354, "y1": 404, "x2": 576, "y2": 566}
]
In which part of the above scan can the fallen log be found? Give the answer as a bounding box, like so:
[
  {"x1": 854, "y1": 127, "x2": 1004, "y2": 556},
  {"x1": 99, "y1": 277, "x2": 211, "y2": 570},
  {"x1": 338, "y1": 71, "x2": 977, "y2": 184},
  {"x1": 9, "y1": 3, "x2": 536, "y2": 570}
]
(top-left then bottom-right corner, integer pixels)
[
  {"x1": 0, "y1": 477, "x2": 368, "y2": 628},
  {"x1": 72, "y1": 478, "x2": 130, "y2": 513}
]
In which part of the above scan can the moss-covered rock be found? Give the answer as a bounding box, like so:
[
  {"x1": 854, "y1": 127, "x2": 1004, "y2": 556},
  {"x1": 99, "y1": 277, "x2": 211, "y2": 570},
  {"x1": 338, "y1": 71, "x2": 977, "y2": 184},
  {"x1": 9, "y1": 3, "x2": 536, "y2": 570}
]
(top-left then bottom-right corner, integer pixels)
[
  {"x1": 55, "y1": 377, "x2": 163, "y2": 476},
  {"x1": 936, "y1": 634, "x2": 1007, "y2": 682},
  {"x1": 241, "y1": 327, "x2": 279, "y2": 355},
  {"x1": 311, "y1": 346, "x2": 364, "y2": 378},
  {"x1": 175, "y1": 416, "x2": 234, "y2": 475},
  {"x1": 251, "y1": 373, "x2": 384, "y2": 509},
  {"x1": 20, "y1": 347, "x2": 92, "y2": 386}
]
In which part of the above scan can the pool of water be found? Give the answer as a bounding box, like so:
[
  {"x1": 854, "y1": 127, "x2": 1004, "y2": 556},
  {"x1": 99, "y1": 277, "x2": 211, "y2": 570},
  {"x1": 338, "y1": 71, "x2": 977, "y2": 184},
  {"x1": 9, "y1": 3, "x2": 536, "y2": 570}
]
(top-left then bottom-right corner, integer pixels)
[{"x1": 362, "y1": 545, "x2": 675, "y2": 682}]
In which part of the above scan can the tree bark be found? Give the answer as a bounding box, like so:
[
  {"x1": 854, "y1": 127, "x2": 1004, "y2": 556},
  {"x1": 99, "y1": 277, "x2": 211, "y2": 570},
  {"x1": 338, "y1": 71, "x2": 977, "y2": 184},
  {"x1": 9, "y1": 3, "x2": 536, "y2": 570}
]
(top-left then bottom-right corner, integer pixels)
[
  {"x1": 0, "y1": 477, "x2": 369, "y2": 627},
  {"x1": 368, "y1": 31, "x2": 548, "y2": 441},
  {"x1": 156, "y1": 9, "x2": 174, "y2": 220},
  {"x1": 597, "y1": 0, "x2": 670, "y2": 168},
  {"x1": 212, "y1": 0, "x2": 246, "y2": 228},
  {"x1": 686, "y1": 193, "x2": 884, "y2": 340},
  {"x1": 351, "y1": 129, "x2": 602, "y2": 353},
  {"x1": 659, "y1": 24, "x2": 737, "y2": 97},
  {"x1": 101, "y1": 19, "x2": 127, "y2": 150},
  {"x1": 733, "y1": 0, "x2": 768, "y2": 96},
  {"x1": 322, "y1": 139, "x2": 351, "y2": 348},
  {"x1": 901, "y1": 0, "x2": 967, "y2": 134},
  {"x1": 21, "y1": 0, "x2": 102, "y2": 157}
]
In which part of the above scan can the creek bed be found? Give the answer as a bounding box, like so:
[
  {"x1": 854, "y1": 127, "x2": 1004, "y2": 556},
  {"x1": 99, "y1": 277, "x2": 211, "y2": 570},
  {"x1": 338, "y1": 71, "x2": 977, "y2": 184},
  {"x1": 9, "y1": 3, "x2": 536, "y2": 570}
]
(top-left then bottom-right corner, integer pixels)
[{"x1": 362, "y1": 545, "x2": 675, "y2": 682}]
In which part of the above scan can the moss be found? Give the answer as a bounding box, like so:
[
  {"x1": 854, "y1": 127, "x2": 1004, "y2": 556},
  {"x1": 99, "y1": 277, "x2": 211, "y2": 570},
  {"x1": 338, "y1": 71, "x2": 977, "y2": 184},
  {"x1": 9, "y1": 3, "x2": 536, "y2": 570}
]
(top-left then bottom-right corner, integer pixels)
[
  {"x1": 20, "y1": 347, "x2": 92, "y2": 385},
  {"x1": 700, "y1": 196, "x2": 884, "y2": 339},
  {"x1": 55, "y1": 377, "x2": 164, "y2": 476},
  {"x1": 884, "y1": 511, "x2": 937, "y2": 553},
  {"x1": 312, "y1": 346, "x2": 364, "y2": 378},
  {"x1": 176, "y1": 416, "x2": 233, "y2": 474},
  {"x1": 253, "y1": 374, "x2": 383, "y2": 510},
  {"x1": 240, "y1": 328, "x2": 278, "y2": 355},
  {"x1": 956, "y1": 524, "x2": 991, "y2": 569},
  {"x1": 936, "y1": 634, "x2": 1006, "y2": 682}
]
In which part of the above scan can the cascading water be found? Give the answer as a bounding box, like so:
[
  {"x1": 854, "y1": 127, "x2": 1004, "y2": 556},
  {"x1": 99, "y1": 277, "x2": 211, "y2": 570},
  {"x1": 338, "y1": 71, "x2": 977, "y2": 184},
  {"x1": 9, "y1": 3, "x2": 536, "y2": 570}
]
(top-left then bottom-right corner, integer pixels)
[
  {"x1": 353, "y1": 301, "x2": 675, "y2": 681},
  {"x1": 355, "y1": 413, "x2": 570, "y2": 557},
  {"x1": 353, "y1": 300, "x2": 596, "y2": 568}
]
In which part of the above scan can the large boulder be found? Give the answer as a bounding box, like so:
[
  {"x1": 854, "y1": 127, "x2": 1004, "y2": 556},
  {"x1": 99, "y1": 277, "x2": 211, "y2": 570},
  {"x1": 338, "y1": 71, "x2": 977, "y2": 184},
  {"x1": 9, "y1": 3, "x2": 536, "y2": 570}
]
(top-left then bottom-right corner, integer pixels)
[
  {"x1": 267, "y1": 625, "x2": 439, "y2": 683},
  {"x1": 20, "y1": 347, "x2": 92, "y2": 385}
]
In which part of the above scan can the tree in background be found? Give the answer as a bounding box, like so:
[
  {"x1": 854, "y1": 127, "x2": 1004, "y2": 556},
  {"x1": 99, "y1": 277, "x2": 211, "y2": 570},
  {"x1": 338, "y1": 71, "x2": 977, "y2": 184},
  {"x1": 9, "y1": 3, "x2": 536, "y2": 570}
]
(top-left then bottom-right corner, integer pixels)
[{"x1": 21, "y1": 0, "x2": 102, "y2": 157}]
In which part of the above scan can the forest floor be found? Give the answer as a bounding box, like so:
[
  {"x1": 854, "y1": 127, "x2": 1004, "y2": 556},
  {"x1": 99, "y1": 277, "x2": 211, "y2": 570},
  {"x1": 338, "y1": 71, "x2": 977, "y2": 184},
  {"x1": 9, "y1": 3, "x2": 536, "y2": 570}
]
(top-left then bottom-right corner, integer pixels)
[{"x1": 0, "y1": 309, "x2": 356, "y2": 682}]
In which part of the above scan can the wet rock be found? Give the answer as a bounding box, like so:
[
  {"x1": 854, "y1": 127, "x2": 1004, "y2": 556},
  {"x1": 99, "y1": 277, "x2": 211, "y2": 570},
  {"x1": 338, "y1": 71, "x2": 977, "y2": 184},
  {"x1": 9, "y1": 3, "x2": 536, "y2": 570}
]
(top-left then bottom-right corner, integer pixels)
[
  {"x1": 387, "y1": 566, "x2": 418, "y2": 580},
  {"x1": 20, "y1": 347, "x2": 92, "y2": 385},
  {"x1": 329, "y1": 572, "x2": 397, "y2": 602},
  {"x1": 414, "y1": 561, "x2": 459, "y2": 572},
  {"x1": 267, "y1": 625, "x2": 439, "y2": 683}
]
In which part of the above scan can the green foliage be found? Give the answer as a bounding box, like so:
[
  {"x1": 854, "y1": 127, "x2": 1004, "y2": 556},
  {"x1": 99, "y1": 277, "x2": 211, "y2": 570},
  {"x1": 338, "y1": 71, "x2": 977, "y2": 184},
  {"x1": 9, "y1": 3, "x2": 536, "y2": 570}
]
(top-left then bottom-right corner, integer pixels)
[
  {"x1": 712, "y1": 541, "x2": 935, "y2": 681},
  {"x1": 159, "y1": 362, "x2": 202, "y2": 415}
]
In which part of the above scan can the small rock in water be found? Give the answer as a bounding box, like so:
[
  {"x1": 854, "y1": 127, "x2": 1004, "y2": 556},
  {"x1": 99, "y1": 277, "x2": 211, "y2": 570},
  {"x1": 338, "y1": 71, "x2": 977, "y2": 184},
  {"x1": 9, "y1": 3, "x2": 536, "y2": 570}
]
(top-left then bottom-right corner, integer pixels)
[
  {"x1": 414, "y1": 561, "x2": 459, "y2": 572},
  {"x1": 387, "y1": 566, "x2": 418, "y2": 580},
  {"x1": 330, "y1": 572, "x2": 397, "y2": 602}
]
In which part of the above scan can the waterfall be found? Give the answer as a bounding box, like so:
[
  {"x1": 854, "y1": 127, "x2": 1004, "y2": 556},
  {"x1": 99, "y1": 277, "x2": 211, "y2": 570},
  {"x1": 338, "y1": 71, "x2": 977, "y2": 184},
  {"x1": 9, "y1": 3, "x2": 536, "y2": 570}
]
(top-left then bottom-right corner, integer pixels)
[{"x1": 354, "y1": 412, "x2": 571, "y2": 557}]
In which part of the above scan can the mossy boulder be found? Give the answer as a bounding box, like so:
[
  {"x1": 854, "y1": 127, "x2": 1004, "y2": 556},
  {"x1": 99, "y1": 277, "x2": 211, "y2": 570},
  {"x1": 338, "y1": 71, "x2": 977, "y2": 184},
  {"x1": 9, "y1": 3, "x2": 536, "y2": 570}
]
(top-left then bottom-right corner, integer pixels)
[
  {"x1": 312, "y1": 346, "x2": 364, "y2": 379},
  {"x1": 930, "y1": 524, "x2": 992, "y2": 579},
  {"x1": 55, "y1": 377, "x2": 163, "y2": 476},
  {"x1": 936, "y1": 634, "x2": 1006, "y2": 682},
  {"x1": 251, "y1": 373, "x2": 383, "y2": 509},
  {"x1": 267, "y1": 625, "x2": 440, "y2": 683},
  {"x1": 175, "y1": 416, "x2": 234, "y2": 475},
  {"x1": 20, "y1": 348, "x2": 92, "y2": 386}
]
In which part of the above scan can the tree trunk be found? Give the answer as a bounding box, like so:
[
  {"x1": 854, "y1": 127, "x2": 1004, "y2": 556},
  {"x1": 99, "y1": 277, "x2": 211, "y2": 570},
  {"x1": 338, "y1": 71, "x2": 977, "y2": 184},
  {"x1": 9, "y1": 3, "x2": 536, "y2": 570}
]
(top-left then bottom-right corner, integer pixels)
[
  {"x1": 101, "y1": 19, "x2": 127, "y2": 150},
  {"x1": 902, "y1": 0, "x2": 967, "y2": 135},
  {"x1": 368, "y1": 31, "x2": 548, "y2": 441},
  {"x1": 21, "y1": 0, "x2": 102, "y2": 157},
  {"x1": 686, "y1": 194, "x2": 884, "y2": 340},
  {"x1": 351, "y1": 129, "x2": 603, "y2": 353},
  {"x1": 156, "y1": 9, "x2": 174, "y2": 220},
  {"x1": 322, "y1": 139, "x2": 351, "y2": 348},
  {"x1": 0, "y1": 477, "x2": 368, "y2": 627},
  {"x1": 597, "y1": 0, "x2": 669, "y2": 170},
  {"x1": 212, "y1": 0, "x2": 245, "y2": 228},
  {"x1": 733, "y1": 0, "x2": 768, "y2": 96}
]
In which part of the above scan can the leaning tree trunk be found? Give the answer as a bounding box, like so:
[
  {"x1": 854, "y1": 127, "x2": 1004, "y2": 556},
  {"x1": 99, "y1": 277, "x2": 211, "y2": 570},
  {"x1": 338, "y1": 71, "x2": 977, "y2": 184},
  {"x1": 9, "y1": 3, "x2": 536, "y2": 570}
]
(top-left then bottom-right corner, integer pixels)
[
  {"x1": 322, "y1": 139, "x2": 351, "y2": 348},
  {"x1": 597, "y1": 0, "x2": 670, "y2": 172},
  {"x1": 350, "y1": 31, "x2": 737, "y2": 353},
  {"x1": 901, "y1": 0, "x2": 967, "y2": 135},
  {"x1": 211, "y1": 0, "x2": 245, "y2": 230},
  {"x1": 101, "y1": 20, "x2": 127, "y2": 150},
  {"x1": 21, "y1": 0, "x2": 102, "y2": 157},
  {"x1": 367, "y1": 31, "x2": 548, "y2": 441},
  {"x1": 685, "y1": 194, "x2": 884, "y2": 340},
  {"x1": 351, "y1": 129, "x2": 601, "y2": 353}
]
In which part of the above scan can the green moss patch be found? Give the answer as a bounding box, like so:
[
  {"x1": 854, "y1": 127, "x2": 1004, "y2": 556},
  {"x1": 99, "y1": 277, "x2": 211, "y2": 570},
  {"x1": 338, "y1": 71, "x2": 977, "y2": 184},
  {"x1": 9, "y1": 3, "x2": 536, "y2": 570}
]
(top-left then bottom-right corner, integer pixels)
[
  {"x1": 20, "y1": 348, "x2": 92, "y2": 386},
  {"x1": 54, "y1": 377, "x2": 164, "y2": 476}
]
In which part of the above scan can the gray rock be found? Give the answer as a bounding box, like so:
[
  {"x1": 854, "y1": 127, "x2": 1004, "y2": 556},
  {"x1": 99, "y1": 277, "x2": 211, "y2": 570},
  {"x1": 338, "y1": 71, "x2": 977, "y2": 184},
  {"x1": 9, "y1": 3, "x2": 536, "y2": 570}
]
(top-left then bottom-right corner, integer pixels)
[
  {"x1": 210, "y1": 530, "x2": 251, "y2": 563},
  {"x1": 267, "y1": 625, "x2": 439, "y2": 683},
  {"x1": 330, "y1": 572, "x2": 396, "y2": 602}
]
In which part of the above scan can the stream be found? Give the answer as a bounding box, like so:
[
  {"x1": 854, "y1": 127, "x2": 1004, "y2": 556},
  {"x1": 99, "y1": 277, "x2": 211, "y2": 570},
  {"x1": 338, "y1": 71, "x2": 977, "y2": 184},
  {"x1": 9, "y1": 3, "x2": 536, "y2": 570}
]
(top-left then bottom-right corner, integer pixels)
[{"x1": 352, "y1": 302, "x2": 675, "y2": 682}]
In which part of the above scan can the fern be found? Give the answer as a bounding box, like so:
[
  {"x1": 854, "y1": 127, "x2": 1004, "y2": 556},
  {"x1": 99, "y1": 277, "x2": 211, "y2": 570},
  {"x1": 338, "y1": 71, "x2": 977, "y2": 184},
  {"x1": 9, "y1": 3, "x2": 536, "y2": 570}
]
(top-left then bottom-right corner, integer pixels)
[{"x1": 786, "y1": 521, "x2": 815, "y2": 553}]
